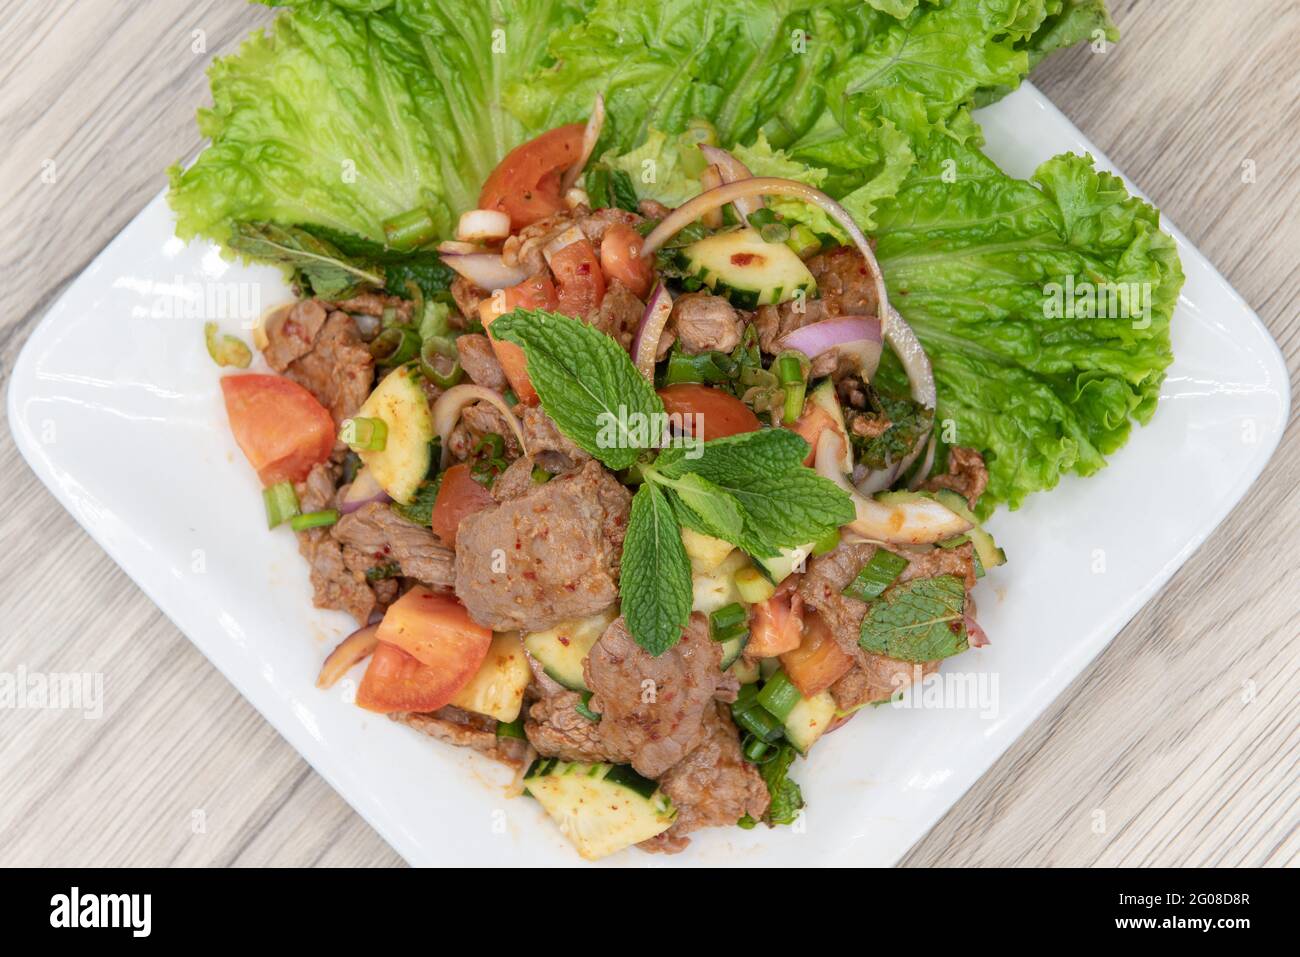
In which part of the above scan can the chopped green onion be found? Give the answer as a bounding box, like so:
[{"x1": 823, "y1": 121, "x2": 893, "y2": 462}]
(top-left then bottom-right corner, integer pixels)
[
  {"x1": 380, "y1": 305, "x2": 400, "y2": 330},
  {"x1": 756, "y1": 670, "x2": 801, "y2": 721},
  {"x1": 474, "y1": 432, "x2": 506, "y2": 460},
  {"x1": 812, "y1": 526, "x2": 841, "y2": 556},
  {"x1": 365, "y1": 561, "x2": 402, "y2": 582},
  {"x1": 289, "y1": 509, "x2": 340, "y2": 532},
  {"x1": 709, "y1": 603, "x2": 749, "y2": 643},
  {"x1": 742, "y1": 733, "x2": 780, "y2": 763},
  {"x1": 735, "y1": 566, "x2": 776, "y2": 604},
  {"x1": 370, "y1": 326, "x2": 420, "y2": 366},
  {"x1": 776, "y1": 351, "x2": 807, "y2": 424},
  {"x1": 420, "y1": 337, "x2": 463, "y2": 388},
  {"x1": 262, "y1": 481, "x2": 300, "y2": 529},
  {"x1": 204, "y1": 321, "x2": 251, "y2": 369},
  {"x1": 786, "y1": 224, "x2": 821, "y2": 259},
  {"x1": 340, "y1": 416, "x2": 388, "y2": 452},
  {"x1": 736, "y1": 814, "x2": 758, "y2": 829},
  {"x1": 381, "y1": 206, "x2": 438, "y2": 249},
  {"x1": 531, "y1": 465, "x2": 551, "y2": 484},
  {"x1": 842, "y1": 548, "x2": 909, "y2": 602},
  {"x1": 575, "y1": 691, "x2": 601, "y2": 723},
  {"x1": 731, "y1": 685, "x2": 785, "y2": 742},
  {"x1": 502, "y1": 389, "x2": 518, "y2": 406},
  {"x1": 496, "y1": 717, "x2": 526, "y2": 740},
  {"x1": 760, "y1": 222, "x2": 790, "y2": 245},
  {"x1": 747, "y1": 207, "x2": 778, "y2": 229}
]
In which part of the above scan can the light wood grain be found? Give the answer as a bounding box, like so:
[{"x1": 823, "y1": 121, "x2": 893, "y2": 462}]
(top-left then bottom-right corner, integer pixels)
[{"x1": 0, "y1": 0, "x2": 1295, "y2": 868}]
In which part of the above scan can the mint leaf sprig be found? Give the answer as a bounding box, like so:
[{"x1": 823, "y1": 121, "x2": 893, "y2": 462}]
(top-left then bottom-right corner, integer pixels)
[{"x1": 491, "y1": 309, "x2": 854, "y2": 656}]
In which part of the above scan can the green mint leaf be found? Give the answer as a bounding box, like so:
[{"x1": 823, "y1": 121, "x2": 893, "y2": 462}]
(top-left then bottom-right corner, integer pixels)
[
  {"x1": 226, "y1": 222, "x2": 384, "y2": 299},
  {"x1": 620, "y1": 483, "x2": 693, "y2": 657},
  {"x1": 655, "y1": 428, "x2": 810, "y2": 480},
  {"x1": 859, "y1": 575, "x2": 968, "y2": 662},
  {"x1": 490, "y1": 309, "x2": 663, "y2": 471},
  {"x1": 390, "y1": 474, "x2": 443, "y2": 526},
  {"x1": 652, "y1": 471, "x2": 744, "y2": 544}
]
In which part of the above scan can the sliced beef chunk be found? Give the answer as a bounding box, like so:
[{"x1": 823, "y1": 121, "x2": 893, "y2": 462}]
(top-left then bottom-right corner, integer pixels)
[
  {"x1": 331, "y1": 502, "x2": 455, "y2": 588},
  {"x1": 806, "y1": 245, "x2": 878, "y2": 317},
  {"x1": 524, "y1": 687, "x2": 625, "y2": 764},
  {"x1": 264, "y1": 304, "x2": 374, "y2": 436},
  {"x1": 456, "y1": 333, "x2": 508, "y2": 392},
  {"x1": 325, "y1": 292, "x2": 414, "y2": 321},
  {"x1": 798, "y1": 540, "x2": 976, "y2": 707},
  {"x1": 638, "y1": 702, "x2": 769, "y2": 854},
  {"x1": 519, "y1": 404, "x2": 590, "y2": 473},
  {"x1": 448, "y1": 400, "x2": 521, "y2": 461},
  {"x1": 490, "y1": 456, "x2": 542, "y2": 503},
  {"x1": 450, "y1": 277, "x2": 487, "y2": 327},
  {"x1": 670, "y1": 292, "x2": 742, "y2": 354},
  {"x1": 454, "y1": 460, "x2": 631, "y2": 632},
  {"x1": 830, "y1": 658, "x2": 940, "y2": 711},
  {"x1": 583, "y1": 615, "x2": 728, "y2": 779},
  {"x1": 294, "y1": 463, "x2": 385, "y2": 624},
  {"x1": 577, "y1": 206, "x2": 642, "y2": 245},
  {"x1": 588, "y1": 279, "x2": 644, "y2": 351},
  {"x1": 637, "y1": 199, "x2": 672, "y2": 219},
  {"x1": 394, "y1": 706, "x2": 531, "y2": 765},
  {"x1": 753, "y1": 297, "x2": 833, "y2": 354},
  {"x1": 921, "y1": 446, "x2": 990, "y2": 509}
]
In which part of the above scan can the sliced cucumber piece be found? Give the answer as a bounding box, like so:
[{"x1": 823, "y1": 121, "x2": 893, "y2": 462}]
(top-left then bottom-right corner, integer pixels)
[
  {"x1": 522, "y1": 609, "x2": 617, "y2": 692},
  {"x1": 719, "y1": 635, "x2": 748, "y2": 670},
  {"x1": 355, "y1": 365, "x2": 435, "y2": 504},
  {"x1": 692, "y1": 549, "x2": 749, "y2": 614},
  {"x1": 523, "y1": 760, "x2": 676, "y2": 860},
  {"x1": 931, "y1": 490, "x2": 1006, "y2": 570},
  {"x1": 679, "y1": 227, "x2": 817, "y2": 308},
  {"x1": 727, "y1": 656, "x2": 760, "y2": 685},
  {"x1": 754, "y1": 542, "x2": 814, "y2": 586},
  {"x1": 783, "y1": 690, "x2": 837, "y2": 755},
  {"x1": 448, "y1": 631, "x2": 531, "y2": 723}
]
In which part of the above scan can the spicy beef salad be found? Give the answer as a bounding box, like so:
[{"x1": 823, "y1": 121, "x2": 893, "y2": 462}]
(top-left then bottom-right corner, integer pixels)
[{"x1": 174, "y1": 0, "x2": 1181, "y2": 860}]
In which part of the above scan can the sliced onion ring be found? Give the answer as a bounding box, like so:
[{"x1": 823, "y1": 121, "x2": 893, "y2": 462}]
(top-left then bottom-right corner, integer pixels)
[
  {"x1": 316, "y1": 624, "x2": 379, "y2": 689},
  {"x1": 698, "y1": 144, "x2": 764, "y2": 221},
  {"x1": 643, "y1": 177, "x2": 892, "y2": 363},
  {"x1": 632, "y1": 283, "x2": 674, "y2": 380},
  {"x1": 432, "y1": 384, "x2": 528, "y2": 469},
  {"x1": 438, "y1": 251, "x2": 529, "y2": 292},
  {"x1": 339, "y1": 467, "x2": 390, "y2": 515},
  {"x1": 779, "y1": 316, "x2": 883, "y2": 380},
  {"x1": 814, "y1": 429, "x2": 970, "y2": 545},
  {"x1": 560, "y1": 93, "x2": 605, "y2": 194},
  {"x1": 907, "y1": 432, "x2": 938, "y2": 491}
]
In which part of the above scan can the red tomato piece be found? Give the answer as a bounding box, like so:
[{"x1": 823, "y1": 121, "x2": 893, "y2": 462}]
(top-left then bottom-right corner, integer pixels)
[
  {"x1": 430, "y1": 463, "x2": 495, "y2": 548},
  {"x1": 747, "y1": 591, "x2": 805, "y2": 658},
  {"x1": 478, "y1": 124, "x2": 586, "y2": 231},
  {"x1": 550, "y1": 237, "x2": 606, "y2": 317},
  {"x1": 220, "y1": 374, "x2": 334, "y2": 486},
  {"x1": 779, "y1": 609, "x2": 853, "y2": 697},
  {"x1": 785, "y1": 401, "x2": 837, "y2": 466},
  {"x1": 480, "y1": 272, "x2": 559, "y2": 405},
  {"x1": 599, "y1": 223, "x2": 653, "y2": 299},
  {"x1": 356, "y1": 641, "x2": 450, "y2": 713},
  {"x1": 657, "y1": 383, "x2": 762, "y2": 441}
]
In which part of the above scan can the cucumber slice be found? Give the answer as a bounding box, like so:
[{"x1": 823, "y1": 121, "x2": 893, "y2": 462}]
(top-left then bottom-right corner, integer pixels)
[
  {"x1": 931, "y1": 490, "x2": 1006, "y2": 570},
  {"x1": 679, "y1": 227, "x2": 817, "y2": 308},
  {"x1": 754, "y1": 542, "x2": 814, "y2": 586},
  {"x1": 681, "y1": 527, "x2": 734, "y2": 574},
  {"x1": 523, "y1": 760, "x2": 676, "y2": 860},
  {"x1": 355, "y1": 365, "x2": 435, "y2": 504},
  {"x1": 784, "y1": 690, "x2": 837, "y2": 755},
  {"x1": 522, "y1": 609, "x2": 617, "y2": 692},
  {"x1": 448, "y1": 632, "x2": 531, "y2": 723},
  {"x1": 719, "y1": 635, "x2": 748, "y2": 670},
  {"x1": 692, "y1": 549, "x2": 749, "y2": 614},
  {"x1": 727, "y1": 656, "x2": 760, "y2": 685}
]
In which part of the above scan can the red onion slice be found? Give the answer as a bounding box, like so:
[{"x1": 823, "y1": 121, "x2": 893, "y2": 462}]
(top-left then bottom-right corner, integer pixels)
[
  {"x1": 698, "y1": 144, "x2": 764, "y2": 221},
  {"x1": 339, "y1": 468, "x2": 390, "y2": 514},
  {"x1": 316, "y1": 623, "x2": 379, "y2": 689},
  {"x1": 561, "y1": 93, "x2": 605, "y2": 194},
  {"x1": 965, "y1": 615, "x2": 990, "y2": 648},
  {"x1": 432, "y1": 384, "x2": 528, "y2": 469},
  {"x1": 632, "y1": 283, "x2": 674, "y2": 380},
  {"x1": 779, "y1": 316, "x2": 883, "y2": 379},
  {"x1": 438, "y1": 251, "x2": 529, "y2": 292}
]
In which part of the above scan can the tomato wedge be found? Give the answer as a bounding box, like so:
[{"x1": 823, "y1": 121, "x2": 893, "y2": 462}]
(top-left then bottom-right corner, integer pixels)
[
  {"x1": 358, "y1": 588, "x2": 492, "y2": 713},
  {"x1": 550, "y1": 237, "x2": 606, "y2": 317},
  {"x1": 600, "y1": 223, "x2": 653, "y2": 299},
  {"x1": 785, "y1": 401, "x2": 837, "y2": 466},
  {"x1": 747, "y1": 591, "x2": 804, "y2": 658},
  {"x1": 779, "y1": 609, "x2": 853, "y2": 697},
  {"x1": 430, "y1": 463, "x2": 495, "y2": 547},
  {"x1": 657, "y1": 383, "x2": 761, "y2": 441},
  {"x1": 220, "y1": 374, "x2": 334, "y2": 486},
  {"x1": 479, "y1": 124, "x2": 585, "y2": 231},
  {"x1": 480, "y1": 272, "x2": 558, "y2": 405}
]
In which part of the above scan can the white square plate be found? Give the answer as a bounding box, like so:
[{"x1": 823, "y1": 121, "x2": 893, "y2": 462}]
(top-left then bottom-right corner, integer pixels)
[{"x1": 8, "y1": 83, "x2": 1289, "y2": 866}]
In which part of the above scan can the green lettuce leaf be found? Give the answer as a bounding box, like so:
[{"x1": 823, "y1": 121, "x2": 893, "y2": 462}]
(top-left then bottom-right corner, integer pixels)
[
  {"x1": 169, "y1": 0, "x2": 586, "y2": 246},
  {"x1": 872, "y1": 133, "x2": 1182, "y2": 513}
]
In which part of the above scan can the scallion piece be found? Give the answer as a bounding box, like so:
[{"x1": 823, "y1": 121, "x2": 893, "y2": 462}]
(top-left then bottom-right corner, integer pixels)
[
  {"x1": 531, "y1": 465, "x2": 552, "y2": 484},
  {"x1": 370, "y1": 326, "x2": 420, "y2": 366},
  {"x1": 742, "y1": 733, "x2": 780, "y2": 763},
  {"x1": 786, "y1": 223, "x2": 821, "y2": 259},
  {"x1": 709, "y1": 603, "x2": 749, "y2": 643},
  {"x1": 842, "y1": 548, "x2": 909, "y2": 602},
  {"x1": 475, "y1": 432, "x2": 506, "y2": 460},
  {"x1": 747, "y1": 207, "x2": 778, "y2": 229},
  {"x1": 381, "y1": 206, "x2": 438, "y2": 249},
  {"x1": 289, "y1": 509, "x2": 340, "y2": 532},
  {"x1": 420, "y1": 336, "x2": 463, "y2": 388},
  {"x1": 735, "y1": 566, "x2": 776, "y2": 604},
  {"x1": 575, "y1": 691, "x2": 601, "y2": 723},
  {"x1": 812, "y1": 526, "x2": 841, "y2": 556},
  {"x1": 756, "y1": 670, "x2": 801, "y2": 721},
  {"x1": 496, "y1": 717, "x2": 526, "y2": 740},
  {"x1": 262, "y1": 481, "x2": 300, "y2": 529},
  {"x1": 731, "y1": 685, "x2": 784, "y2": 742},
  {"x1": 760, "y1": 222, "x2": 790, "y2": 245},
  {"x1": 776, "y1": 351, "x2": 807, "y2": 424},
  {"x1": 340, "y1": 416, "x2": 388, "y2": 452}
]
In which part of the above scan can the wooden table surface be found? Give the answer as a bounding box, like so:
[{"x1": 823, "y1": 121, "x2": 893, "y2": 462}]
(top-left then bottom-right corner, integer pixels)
[{"x1": 1, "y1": 0, "x2": 1295, "y2": 867}]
